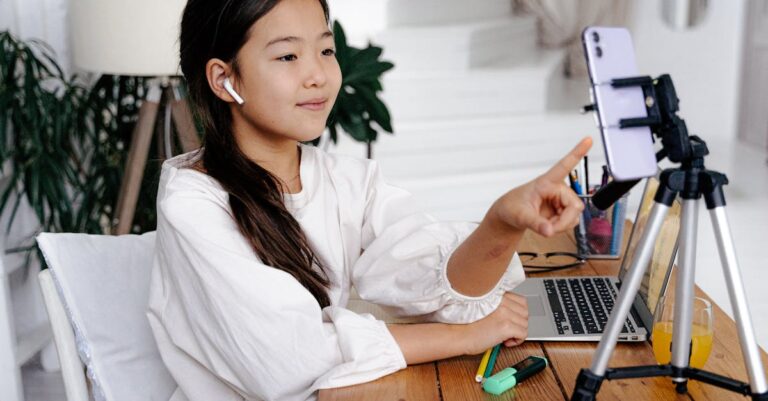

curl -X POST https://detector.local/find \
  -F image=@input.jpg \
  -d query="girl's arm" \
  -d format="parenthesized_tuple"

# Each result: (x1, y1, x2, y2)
(445, 211, 524, 297)
(386, 323, 468, 364)
(387, 293, 529, 364)
(446, 137, 593, 297)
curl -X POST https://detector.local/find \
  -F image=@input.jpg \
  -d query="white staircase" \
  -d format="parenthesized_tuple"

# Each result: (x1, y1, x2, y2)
(381, 50, 563, 121)
(375, 17, 538, 71)
(329, 0, 604, 222)
(0, 180, 56, 401)
(386, 0, 514, 27)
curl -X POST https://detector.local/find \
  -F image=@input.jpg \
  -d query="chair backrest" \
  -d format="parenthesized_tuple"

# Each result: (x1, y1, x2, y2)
(34, 231, 410, 401)
(36, 232, 177, 401)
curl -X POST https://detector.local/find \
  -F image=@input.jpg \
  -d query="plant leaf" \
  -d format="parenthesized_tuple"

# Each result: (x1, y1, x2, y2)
(343, 62, 394, 85)
(355, 85, 393, 133)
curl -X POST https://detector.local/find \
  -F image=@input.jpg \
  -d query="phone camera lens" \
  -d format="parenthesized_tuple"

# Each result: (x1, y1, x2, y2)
(596, 46, 603, 58)
(592, 32, 600, 42)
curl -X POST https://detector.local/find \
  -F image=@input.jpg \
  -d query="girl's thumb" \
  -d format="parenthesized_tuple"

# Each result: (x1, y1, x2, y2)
(529, 216, 553, 237)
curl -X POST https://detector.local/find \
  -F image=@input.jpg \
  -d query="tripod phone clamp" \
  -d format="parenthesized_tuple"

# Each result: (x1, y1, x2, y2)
(586, 74, 704, 210)
(573, 74, 768, 401)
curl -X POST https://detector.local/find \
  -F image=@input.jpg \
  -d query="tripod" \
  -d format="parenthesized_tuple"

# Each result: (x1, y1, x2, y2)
(572, 75, 768, 400)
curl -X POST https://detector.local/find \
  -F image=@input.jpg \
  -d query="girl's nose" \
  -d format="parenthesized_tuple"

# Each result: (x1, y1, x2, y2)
(303, 55, 328, 88)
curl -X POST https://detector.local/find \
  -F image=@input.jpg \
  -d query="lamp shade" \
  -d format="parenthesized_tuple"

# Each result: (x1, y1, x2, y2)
(70, 0, 186, 76)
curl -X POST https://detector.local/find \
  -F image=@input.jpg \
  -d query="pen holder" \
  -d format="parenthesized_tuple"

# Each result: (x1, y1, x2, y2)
(574, 191, 628, 259)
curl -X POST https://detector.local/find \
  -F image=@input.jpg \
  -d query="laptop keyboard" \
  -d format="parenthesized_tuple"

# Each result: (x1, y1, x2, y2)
(544, 278, 637, 336)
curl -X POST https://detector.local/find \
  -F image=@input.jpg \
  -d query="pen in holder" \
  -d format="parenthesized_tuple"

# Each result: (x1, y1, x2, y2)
(574, 190, 628, 259)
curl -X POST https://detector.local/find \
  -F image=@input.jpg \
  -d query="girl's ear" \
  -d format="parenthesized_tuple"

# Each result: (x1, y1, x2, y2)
(206, 58, 241, 104)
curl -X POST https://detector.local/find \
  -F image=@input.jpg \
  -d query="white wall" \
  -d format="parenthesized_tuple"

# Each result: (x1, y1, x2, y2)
(327, 0, 388, 47)
(631, 0, 747, 142)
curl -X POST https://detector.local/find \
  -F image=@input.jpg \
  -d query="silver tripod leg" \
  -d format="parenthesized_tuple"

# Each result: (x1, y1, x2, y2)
(590, 201, 671, 375)
(710, 207, 768, 393)
(671, 200, 699, 381)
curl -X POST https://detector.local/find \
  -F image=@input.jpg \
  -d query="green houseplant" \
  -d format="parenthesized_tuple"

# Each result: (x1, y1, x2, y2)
(0, 31, 91, 269)
(0, 31, 156, 264)
(0, 21, 394, 265)
(324, 21, 395, 159)
(0, 31, 85, 238)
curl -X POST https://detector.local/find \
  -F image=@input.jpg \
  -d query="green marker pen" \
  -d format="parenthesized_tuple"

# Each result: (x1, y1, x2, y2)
(482, 356, 548, 395)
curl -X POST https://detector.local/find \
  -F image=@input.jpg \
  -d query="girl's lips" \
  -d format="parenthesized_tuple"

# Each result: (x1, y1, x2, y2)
(297, 99, 327, 111)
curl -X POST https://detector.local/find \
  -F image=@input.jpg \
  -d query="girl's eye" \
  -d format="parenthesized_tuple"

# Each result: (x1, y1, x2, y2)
(277, 54, 297, 62)
(322, 48, 336, 56)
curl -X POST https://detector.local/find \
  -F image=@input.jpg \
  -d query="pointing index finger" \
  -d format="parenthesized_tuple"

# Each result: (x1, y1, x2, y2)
(541, 136, 593, 182)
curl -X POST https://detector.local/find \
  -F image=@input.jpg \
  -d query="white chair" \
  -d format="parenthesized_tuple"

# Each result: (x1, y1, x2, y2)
(38, 269, 89, 401)
(36, 232, 177, 401)
(34, 231, 410, 401)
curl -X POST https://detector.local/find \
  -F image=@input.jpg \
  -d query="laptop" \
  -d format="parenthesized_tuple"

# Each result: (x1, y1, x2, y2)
(516, 174, 681, 342)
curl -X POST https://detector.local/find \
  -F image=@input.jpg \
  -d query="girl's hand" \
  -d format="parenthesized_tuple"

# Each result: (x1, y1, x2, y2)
(462, 292, 529, 355)
(490, 137, 593, 237)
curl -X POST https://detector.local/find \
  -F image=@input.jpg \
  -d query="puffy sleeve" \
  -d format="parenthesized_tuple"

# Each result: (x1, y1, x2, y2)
(154, 176, 405, 400)
(352, 162, 526, 324)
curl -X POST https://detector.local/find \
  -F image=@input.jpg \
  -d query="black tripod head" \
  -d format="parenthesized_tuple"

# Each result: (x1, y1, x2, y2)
(588, 74, 710, 210)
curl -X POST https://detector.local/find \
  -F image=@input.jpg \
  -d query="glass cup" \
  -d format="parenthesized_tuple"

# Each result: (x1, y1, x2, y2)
(651, 295, 713, 369)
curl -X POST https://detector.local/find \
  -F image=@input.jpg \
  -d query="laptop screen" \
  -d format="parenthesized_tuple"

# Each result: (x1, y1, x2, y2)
(618, 174, 681, 318)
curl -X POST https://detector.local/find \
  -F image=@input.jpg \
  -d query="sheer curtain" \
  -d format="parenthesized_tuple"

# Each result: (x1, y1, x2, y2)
(0, 0, 70, 374)
(1, 0, 72, 74)
(513, 0, 631, 77)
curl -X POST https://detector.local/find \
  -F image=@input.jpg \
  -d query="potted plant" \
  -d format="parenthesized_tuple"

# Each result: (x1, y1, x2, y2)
(324, 21, 395, 159)
(1, 31, 87, 262)
(0, 31, 155, 263)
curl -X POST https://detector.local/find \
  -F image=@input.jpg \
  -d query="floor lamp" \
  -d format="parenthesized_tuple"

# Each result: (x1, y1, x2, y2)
(70, 0, 198, 235)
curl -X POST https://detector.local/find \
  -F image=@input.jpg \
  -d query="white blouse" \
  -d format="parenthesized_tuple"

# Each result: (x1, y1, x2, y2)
(146, 144, 525, 401)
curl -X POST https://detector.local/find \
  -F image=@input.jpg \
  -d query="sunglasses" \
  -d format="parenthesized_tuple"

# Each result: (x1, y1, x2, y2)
(519, 251, 585, 273)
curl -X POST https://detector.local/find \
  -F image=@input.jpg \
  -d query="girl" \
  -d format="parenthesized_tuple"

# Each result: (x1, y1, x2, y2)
(146, 0, 592, 400)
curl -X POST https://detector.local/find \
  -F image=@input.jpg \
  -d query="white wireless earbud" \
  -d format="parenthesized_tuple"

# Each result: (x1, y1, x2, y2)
(223, 77, 245, 105)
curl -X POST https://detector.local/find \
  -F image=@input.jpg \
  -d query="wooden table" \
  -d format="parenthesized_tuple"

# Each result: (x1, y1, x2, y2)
(319, 228, 768, 401)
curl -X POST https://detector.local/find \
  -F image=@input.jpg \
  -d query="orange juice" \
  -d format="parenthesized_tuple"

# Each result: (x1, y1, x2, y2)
(652, 321, 713, 368)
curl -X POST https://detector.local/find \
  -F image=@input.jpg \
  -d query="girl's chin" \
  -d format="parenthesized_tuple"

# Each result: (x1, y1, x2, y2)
(294, 126, 328, 142)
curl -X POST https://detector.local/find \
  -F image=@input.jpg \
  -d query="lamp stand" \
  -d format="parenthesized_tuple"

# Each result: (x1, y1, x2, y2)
(112, 77, 200, 235)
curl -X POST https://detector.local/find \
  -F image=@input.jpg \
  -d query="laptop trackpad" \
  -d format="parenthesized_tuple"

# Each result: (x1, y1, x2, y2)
(526, 295, 546, 317)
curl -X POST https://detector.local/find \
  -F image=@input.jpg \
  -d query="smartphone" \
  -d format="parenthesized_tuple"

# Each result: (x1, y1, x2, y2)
(582, 26, 656, 181)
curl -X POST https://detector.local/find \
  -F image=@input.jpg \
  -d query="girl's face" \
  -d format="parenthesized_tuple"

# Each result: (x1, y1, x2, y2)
(229, 0, 341, 143)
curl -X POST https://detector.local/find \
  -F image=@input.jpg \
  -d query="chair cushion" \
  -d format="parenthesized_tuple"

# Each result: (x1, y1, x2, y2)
(36, 232, 176, 401)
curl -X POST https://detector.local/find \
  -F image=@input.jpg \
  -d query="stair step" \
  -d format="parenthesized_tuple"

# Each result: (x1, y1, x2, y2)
(328, 0, 514, 43)
(404, 165, 552, 221)
(332, 112, 602, 179)
(376, 132, 596, 179)
(378, 113, 596, 155)
(330, 112, 607, 222)
(382, 50, 565, 121)
(377, 17, 536, 71)
(393, 144, 607, 222)
(387, 0, 513, 27)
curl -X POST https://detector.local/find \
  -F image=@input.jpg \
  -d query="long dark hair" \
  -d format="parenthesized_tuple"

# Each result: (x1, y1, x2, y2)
(179, 0, 333, 307)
